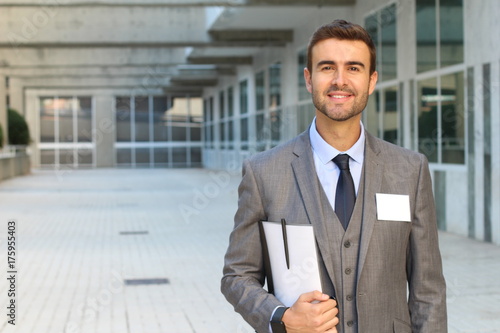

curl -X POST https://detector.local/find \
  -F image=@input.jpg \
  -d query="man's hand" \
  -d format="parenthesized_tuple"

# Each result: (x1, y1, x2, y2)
(281, 290, 339, 332)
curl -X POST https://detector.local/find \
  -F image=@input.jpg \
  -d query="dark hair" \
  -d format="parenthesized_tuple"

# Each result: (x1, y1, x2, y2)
(306, 19, 377, 75)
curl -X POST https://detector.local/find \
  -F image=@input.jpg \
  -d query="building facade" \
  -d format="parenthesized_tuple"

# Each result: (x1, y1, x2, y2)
(0, 0, 498, 243)
(202, 0, 500, 244)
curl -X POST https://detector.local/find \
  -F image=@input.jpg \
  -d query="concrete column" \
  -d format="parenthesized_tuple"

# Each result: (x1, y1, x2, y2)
(94, 94, 115, 167)
(0, 74, 7, 146)
(8, 77, 23, 116)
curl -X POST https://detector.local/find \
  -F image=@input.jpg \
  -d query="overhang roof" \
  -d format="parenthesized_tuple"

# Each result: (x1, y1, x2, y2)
(0, 0, 355, 96)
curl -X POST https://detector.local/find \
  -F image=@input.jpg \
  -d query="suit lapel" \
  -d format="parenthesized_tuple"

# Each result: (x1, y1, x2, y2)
(290, 131, 339, 291)
(357, 132, 384, 276)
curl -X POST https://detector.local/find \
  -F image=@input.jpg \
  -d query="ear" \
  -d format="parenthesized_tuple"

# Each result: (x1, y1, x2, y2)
(304, 67, 313, 94)
(368, 71, 378, 95)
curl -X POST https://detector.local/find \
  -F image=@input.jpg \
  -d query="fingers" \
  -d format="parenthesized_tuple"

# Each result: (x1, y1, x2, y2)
(284, 292, 339, 332)
(297, 290, 330, 303)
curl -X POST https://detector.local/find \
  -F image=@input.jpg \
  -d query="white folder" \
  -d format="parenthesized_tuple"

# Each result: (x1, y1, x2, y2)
(259, 221, 322, 307)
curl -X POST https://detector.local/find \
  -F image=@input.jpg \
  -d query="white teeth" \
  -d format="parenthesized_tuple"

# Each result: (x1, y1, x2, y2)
(332, 95, 348, 98)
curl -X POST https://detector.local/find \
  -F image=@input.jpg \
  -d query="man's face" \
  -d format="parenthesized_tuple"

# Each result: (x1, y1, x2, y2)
(304, 38, 378, 123)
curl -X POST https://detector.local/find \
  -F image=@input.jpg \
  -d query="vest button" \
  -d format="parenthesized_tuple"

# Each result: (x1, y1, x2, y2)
(345, 268, 352, 275)
(346, 294, 353, 301)
(347, 320, 354, 327)
(344, 240, 351, 248)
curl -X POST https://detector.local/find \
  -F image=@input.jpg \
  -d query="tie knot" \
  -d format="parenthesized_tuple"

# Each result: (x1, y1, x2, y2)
(333, 154, 350, 170)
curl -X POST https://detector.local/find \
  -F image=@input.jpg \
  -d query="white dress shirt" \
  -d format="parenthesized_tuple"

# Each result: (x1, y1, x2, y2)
(309, 118, 365, 210)
(268, 119, 366, 331)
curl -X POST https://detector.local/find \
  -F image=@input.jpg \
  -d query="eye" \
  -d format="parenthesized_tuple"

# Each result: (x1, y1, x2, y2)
(349, 66, 360, 72)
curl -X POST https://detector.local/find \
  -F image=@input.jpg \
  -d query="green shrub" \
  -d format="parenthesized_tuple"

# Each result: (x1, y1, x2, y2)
(8, 108, 30, 145)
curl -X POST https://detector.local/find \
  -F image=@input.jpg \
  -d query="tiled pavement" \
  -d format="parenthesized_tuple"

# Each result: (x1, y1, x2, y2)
(0, 168, 499, 333)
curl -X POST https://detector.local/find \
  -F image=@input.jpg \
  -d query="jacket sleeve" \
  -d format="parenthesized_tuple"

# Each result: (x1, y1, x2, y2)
(221, 159, 282, 333)
(407, 154, 448, 332)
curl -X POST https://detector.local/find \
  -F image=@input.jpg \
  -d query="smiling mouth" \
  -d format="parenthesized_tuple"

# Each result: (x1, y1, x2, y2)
(327, 88, 354, 100)
(327, 93, 353, 101)
(330, 94, 352, 99)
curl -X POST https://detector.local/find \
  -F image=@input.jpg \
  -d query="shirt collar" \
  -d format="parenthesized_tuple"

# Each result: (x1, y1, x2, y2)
(309, 117, 365, 166)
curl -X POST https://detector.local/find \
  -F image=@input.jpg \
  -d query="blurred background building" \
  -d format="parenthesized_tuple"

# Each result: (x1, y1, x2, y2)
(0, 0, 499, 243)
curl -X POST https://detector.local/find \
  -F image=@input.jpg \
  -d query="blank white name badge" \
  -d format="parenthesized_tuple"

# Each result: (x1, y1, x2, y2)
(375, 193, 411, 222)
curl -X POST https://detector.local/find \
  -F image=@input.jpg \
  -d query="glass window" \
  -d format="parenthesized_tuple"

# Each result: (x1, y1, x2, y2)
(169, 97, 189, 142)
(383, 86, 398, 145)
(417, 0, 437, 73)
(154, 148, 169, 165)
(255, 71, 265, 111)
(227, 119, 234, 149)
(172, 147, 187, 166)
(365, 14, 378, 55)
(116, 97, 131, 142)
(380, 4, 397, 81)
(240, 117, 248, 150)
(227, 86, 234, 117)
(256, 114, 266, 152)
(297, 49, 309, 101)
(365, 4, 397, 81)
(77, 97, 92, 142)
(440, 0, 464, 67)
(269, 62, 281, 109)
(153, 96, 169, 142)
(219, 90, 225, 120)
(190, 147, 202, 165)
(135, 148, 150, 165)
(39, 96, 94, 167)
(77, 148, 93, 165)
(270, 110, 281, 147)
(134, 96, 149, 142)
(40, 97, 56, 143)
(58, 97, 73, 143)
(365, 90, 380, 137)
(116, 148, 132, 165)
(417, 74, 465, 164)
(418, 77, 438, 162)
(220, 121, 226, 147)
(297, 103, 315, 133)
(189, 97, 203, 142)
(240, 79, 248, 114)
(441, 71, 464, 163)
(40, 149, 55, 165)
(59, 149, 74, 166)
(416, 0, 463, 72)
(209, 97, 214, 148)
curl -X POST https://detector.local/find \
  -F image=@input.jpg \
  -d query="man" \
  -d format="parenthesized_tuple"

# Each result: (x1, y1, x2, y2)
(221, 20, 447, 333)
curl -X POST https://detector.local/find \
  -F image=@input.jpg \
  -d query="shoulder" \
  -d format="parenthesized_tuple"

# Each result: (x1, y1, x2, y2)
(365, 131, 427, 167)
(244, 131, 309, 169)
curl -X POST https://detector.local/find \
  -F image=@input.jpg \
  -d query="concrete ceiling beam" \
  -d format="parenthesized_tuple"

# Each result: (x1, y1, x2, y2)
(187, 56, 253, 65)
(209, 29, 293, 43)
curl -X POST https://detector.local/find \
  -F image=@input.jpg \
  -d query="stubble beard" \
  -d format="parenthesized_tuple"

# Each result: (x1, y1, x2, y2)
(312, 85, 369, 122)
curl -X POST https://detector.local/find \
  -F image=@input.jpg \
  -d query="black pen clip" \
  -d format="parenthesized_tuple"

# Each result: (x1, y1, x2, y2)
(281, 218, 290, 269)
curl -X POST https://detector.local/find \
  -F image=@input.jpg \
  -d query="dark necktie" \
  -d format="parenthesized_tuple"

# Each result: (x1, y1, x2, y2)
(333, 154, 356, 230)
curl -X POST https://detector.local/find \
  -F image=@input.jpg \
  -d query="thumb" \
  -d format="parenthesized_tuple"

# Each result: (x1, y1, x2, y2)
(298, 290, 329, 303)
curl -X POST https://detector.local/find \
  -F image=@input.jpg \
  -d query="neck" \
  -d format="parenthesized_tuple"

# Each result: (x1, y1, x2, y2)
(315, 112, 362, 151)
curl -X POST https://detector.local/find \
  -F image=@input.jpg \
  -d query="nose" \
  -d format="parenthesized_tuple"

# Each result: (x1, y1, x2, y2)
(332, 68, 347, 88)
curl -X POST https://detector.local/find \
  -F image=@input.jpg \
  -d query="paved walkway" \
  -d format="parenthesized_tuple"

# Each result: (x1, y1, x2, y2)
(0, 169, 499, 333)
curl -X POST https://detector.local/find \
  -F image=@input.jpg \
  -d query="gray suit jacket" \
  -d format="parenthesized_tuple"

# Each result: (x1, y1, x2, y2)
(221, 129, 447, 333)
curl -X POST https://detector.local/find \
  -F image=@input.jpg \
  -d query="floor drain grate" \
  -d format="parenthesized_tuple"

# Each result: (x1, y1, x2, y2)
(124, 278, 170, 286)
(119, 231, 149, 235)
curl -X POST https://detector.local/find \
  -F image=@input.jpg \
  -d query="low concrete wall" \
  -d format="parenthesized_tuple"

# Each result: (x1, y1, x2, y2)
(0, 152, 31, 181)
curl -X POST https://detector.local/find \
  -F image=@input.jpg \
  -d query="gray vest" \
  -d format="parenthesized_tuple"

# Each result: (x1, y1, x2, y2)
(318, 165, 366, 333)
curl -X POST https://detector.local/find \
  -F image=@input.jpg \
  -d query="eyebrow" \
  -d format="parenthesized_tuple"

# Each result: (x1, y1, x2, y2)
(316, 60, 366, 69)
